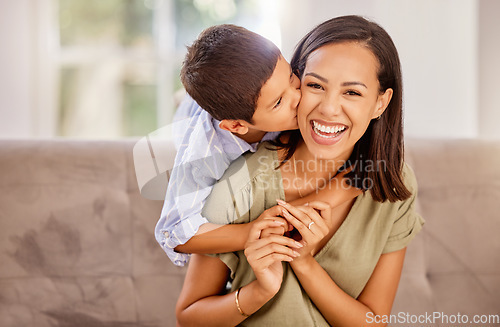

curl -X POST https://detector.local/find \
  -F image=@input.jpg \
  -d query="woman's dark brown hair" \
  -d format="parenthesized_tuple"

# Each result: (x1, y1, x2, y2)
(280, 15, 411, 202)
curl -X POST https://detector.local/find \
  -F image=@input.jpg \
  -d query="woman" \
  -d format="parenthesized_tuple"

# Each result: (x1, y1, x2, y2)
(176, 15, 424, 326)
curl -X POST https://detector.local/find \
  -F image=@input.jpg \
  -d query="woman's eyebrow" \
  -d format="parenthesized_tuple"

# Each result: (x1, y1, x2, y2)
(305, 72, 328, 83)
(342, 81, 367, 89)
(305, 72, 368, 89)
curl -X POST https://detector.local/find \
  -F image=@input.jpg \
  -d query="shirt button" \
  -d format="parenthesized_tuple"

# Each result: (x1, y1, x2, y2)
(164, 231, 169, 238)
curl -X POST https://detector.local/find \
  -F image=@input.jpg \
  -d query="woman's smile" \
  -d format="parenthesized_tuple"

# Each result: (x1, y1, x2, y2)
(309, 119, 348, 145)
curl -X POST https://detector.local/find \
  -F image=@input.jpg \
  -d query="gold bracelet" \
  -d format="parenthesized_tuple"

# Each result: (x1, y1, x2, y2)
(235, 287, 250, 317)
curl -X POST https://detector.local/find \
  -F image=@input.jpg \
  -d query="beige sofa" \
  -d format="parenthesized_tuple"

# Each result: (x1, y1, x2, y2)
(0, 139, 499, 327)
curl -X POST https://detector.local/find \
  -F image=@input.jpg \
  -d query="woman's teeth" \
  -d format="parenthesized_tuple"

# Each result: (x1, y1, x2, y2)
(312, 121, 346, 138)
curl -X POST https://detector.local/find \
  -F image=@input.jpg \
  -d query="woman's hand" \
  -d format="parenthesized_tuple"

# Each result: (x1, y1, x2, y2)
(246, 205, 293, 242)
(276, 200, 331, 261)
(244, 210, 303, 298)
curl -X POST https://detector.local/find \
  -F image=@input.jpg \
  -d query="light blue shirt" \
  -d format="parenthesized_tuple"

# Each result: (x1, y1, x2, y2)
(155, 95, 279, 266)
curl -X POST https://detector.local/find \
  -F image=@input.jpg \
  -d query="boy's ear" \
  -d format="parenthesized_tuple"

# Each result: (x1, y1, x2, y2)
(219, 120, 249, 135)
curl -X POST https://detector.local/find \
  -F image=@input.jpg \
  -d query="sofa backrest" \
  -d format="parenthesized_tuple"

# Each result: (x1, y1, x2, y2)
(0, 139, 499, 326)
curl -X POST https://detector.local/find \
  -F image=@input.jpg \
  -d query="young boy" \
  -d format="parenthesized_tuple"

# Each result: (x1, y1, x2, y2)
(155, 25, 360, 266)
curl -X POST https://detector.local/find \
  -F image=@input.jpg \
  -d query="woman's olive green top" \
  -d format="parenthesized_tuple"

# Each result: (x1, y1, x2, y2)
(202, 143, 424, 326)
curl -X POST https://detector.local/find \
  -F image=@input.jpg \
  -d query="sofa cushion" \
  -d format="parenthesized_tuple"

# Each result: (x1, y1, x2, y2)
(0, 140, 186, 327)
(392, 139, 500, 325)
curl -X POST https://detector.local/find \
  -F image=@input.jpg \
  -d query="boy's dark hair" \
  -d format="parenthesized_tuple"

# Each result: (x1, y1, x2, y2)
(279, 15, 410, 203)
(180, 24, 281, 123)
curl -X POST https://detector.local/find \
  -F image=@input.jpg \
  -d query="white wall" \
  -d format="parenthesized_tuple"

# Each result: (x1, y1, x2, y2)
(0, 0, 56, 138)
(478, 0, 500, 139)
(0, 0, 35, 137)
(280, 0, 479, 139)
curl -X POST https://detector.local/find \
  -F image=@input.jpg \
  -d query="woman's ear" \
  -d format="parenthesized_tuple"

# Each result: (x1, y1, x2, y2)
(373, 88, 393, 119)
(219, 120, 249, 135)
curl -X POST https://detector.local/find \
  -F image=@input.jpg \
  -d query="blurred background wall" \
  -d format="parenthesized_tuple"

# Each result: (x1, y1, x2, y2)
(0, 0, 499, 139)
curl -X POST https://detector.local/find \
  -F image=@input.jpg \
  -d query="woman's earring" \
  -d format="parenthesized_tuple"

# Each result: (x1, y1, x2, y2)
(376, 115, 381, 120)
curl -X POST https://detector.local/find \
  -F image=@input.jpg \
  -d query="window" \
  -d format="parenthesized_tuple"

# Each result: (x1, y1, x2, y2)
(50, 0, 281, 138)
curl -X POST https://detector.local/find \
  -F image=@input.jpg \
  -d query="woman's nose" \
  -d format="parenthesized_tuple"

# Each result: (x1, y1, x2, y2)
(319, 94, 342, 117)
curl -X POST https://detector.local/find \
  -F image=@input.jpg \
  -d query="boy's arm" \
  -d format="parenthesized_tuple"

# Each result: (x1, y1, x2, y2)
(162, 155, 253, 257)
(156, 126, 232, 264)
(177, 172, 362, 255)
(176, 205, 284, 254)
(175, 222, 251, 254)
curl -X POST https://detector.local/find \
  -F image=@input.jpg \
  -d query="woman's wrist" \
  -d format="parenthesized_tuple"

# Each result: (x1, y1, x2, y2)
(236, 281, 276, 318)
(252, 279, 280, 302)
(235, 287, 250, 317)
(290, 253, 316, 273)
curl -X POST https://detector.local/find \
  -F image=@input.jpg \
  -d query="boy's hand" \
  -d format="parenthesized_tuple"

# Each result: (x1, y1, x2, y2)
(246, 205, 292, 244)
(277, 200, 331, 260)
(260, 218, 287, 239)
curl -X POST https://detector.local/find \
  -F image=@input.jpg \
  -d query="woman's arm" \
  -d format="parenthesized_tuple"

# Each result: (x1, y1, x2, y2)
(176, 254, 268, 327)
(291, 248, 405, 327)
(280, 200, 405, 326)
(176, 218, 301, 326)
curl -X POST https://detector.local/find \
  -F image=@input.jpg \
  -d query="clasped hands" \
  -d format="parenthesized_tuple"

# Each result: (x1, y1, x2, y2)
(244, 200, 331, 298)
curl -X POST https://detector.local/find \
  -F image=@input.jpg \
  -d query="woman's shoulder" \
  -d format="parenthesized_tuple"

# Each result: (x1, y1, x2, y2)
(218, 142, 279, 187)
(356, 161, 417, 210)
(244, 141, 281, 174)
(202, 142, 280, 224)
(348, 161, 423, 254)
